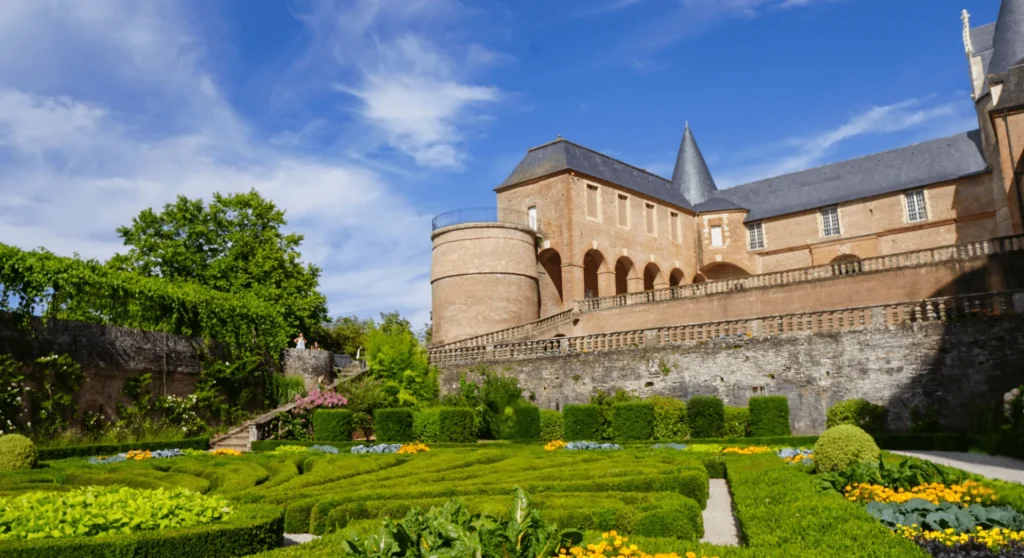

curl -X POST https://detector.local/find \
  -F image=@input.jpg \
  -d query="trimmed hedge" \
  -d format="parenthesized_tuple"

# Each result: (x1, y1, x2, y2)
(564, 405, 602, 441)
(373, 408, 414, 443)
(312, 410, 354, 442)
(873, 433, 973, 452)
(0, 504, 283, 558)
(511, 404, 541, 442)
(539, 410, 564, 442)
(0, 434, 37, 472)
(649, 396, 687, 440)
(826, 398, 888, 434)
(413, 409, 442, 443)
(611, 401, 654, 441)
(439, 408, 477, 443)
(722, 407, 749, 438)
(748, 396, 791, 437)
(814, 425, 880, 473)
(37, 438, 210, 461)
(687, 396, 724, 439)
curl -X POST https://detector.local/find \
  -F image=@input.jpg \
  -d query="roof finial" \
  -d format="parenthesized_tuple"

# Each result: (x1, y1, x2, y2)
(961, 9, 973, 55)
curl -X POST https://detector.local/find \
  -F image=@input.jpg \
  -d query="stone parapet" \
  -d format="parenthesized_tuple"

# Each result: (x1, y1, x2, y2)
(283, 348, 334, 392)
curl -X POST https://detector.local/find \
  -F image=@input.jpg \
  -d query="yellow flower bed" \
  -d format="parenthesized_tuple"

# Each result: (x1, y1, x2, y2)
(209, 448, 242, 457)
(125, 450, 152, 461)
(721, 446, 770, 455)
(895, 525, 1024, 549)
(845, 480, 997, 505)
(783, 453, 813, 464)
(397, 442, 430, 454)
(545, 440, 567, 451)
(563, 532, 718, 558)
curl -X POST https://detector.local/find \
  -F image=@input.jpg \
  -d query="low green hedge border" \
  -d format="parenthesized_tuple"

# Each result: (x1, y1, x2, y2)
(563, 404, 602, 440)
(612, 401, 655, 441)
(686, 396, 725, 439)
(872, 433, 974, 452)
(38, 438, 210, 461)
(0, 503, 283, 558)
(511, 405, 541, 442)
(374, 409, 414, 443)
(312, 410, 354, 442)
(747, 396, 791, 437)
(250, 440, 486, 452)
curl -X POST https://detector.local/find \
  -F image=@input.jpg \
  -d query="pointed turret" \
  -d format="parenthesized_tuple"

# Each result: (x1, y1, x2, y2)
(989, 0, 1024, 76)
(671, 123, 718, 205)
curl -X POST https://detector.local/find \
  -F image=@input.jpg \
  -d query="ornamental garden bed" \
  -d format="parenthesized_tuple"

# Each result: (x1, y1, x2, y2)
(0, 433, 1021, 557)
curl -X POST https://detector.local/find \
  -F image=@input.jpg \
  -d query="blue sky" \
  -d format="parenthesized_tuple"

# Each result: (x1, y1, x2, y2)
(0, 0, 1001, 329)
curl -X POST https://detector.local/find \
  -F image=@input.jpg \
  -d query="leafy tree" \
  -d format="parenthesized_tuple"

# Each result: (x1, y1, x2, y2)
(107, 190, 328, 336)
(320, 315, 371, 357)
(364, 311, 437, 407)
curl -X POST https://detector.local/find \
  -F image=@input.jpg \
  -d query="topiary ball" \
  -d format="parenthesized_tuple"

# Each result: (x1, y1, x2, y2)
(813, 424, 879, 473)
(0, 434, 38, 472)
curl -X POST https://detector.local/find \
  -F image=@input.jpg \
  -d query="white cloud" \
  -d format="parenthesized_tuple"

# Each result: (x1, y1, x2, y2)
(716, 97, 978, 187)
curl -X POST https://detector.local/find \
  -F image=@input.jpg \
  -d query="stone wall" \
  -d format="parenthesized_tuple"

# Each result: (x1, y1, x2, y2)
(282, 348, 334, 392)
(438, 317, 1024, 435)
(0, 314, 206, 417)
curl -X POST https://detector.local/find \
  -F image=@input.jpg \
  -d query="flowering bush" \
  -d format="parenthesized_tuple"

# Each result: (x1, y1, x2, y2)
(845, 481, 997, 505)
(565, 441, 621, 451)
(896, 525, 1024, 551)
(397, 442, 430, 454)
(310, 445, 339, 454)
(564, 532, 719, 558)
(271, 389, 350, 441)
(722, 446, 770, 455)
(294, 390, 349, 413)
(544, 440, 566, 451)
(210, 448, 242, 456)
(351, 443, 402, 454)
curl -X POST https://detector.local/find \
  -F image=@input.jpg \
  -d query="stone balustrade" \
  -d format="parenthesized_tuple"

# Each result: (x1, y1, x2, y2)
(429, 234, 1024, 352)
(428, 291, 1020, 365)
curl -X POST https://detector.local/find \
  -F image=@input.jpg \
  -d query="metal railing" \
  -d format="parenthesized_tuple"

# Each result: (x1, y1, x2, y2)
(431, 207, 539, 232)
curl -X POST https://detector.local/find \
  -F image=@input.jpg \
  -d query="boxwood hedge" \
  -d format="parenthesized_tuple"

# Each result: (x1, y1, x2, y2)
(37, 438, 210, 461)
(511, 404, 541, 442)
(687, 396, 724, 439)
(312, 409, 354, 442)
(564, 404, 602, 441)
(747, 396, 791, 437)
(373, 408, 414, 443)
(612, 401, 654, 441)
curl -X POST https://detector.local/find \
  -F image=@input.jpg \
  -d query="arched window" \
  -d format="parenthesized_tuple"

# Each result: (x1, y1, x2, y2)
(669, 269, 685, 287)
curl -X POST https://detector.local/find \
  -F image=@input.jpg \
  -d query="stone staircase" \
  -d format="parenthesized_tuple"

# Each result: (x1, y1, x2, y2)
(210, 363, 367, 452)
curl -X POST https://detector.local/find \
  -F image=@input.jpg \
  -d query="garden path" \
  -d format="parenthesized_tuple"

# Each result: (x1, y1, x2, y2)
(283, 533, 320, 546)
(700, 479, 740, 546)
(892, 451, 1024, 484)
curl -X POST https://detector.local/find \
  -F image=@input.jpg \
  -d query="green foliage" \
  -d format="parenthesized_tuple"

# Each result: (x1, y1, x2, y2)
(374, 408, 414, 443)
(826, 399, 889, 435)
(813, 425, 880, 473)
(0, 355, 24, 435)
(337, 376, 390, 441)
(539, 410, 564, 442)
(866, 500, 1024, 533)
(563, 405, 602, 441)
(511, 404, 541, 442)
(413, 409, 442, 443)
(910, 405, 941, 433)
(611, 402, 654, 441)
(35, 438, 209, 461)
(0, 434, 36, 472)
(438, 408, 476, 443)
(0, 486, 230, 540)
(648, 396, 687, 441)
(107, 190, 327, 337)
(589, 390, 637, 441)
(269, 376, 307, 407)
(747, 396, 791, 437)
(335, 489, 583, 558)
(313, 410, 354, 442)
(318, 316, 370, 358)
(686, 396, 724, 439)
(722, 407, 749, 438)
(634, 503, 703, 540)
(818, 457, 967, 493)
(25, 353, 84, 436)
(365, 312, 437, 408)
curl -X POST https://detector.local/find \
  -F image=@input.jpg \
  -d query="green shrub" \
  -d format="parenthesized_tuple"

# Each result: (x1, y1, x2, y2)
(649, 396, 687, 440)
(373, 408, 414, 443)
(634, 501, 703, 540)
(0, 434, 36, 472)
(814, 425, 881, 473)
(312, 410, 354, 442)
(702, 458, 726, 479)
(510, 404, 541, 442)
(36, 438, 210, 461)
(563, 405, 602, 441)
(748, 396, 791, 437)
(611, 401, 654, 441)
(438, 408, 476, 443)
(413, 409, 442, 443)
(687, 396, 724, 439)
(539, 410, 564, 442)
(826, 399, 889, 435)
(722, 407, 749, 438)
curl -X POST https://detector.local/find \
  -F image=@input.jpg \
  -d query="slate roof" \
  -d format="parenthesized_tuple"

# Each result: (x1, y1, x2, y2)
(497, 139, 694, 211)
(993, 60, 1024, 110)
(671, 125, 718, 205)
(971, 22, 997, 78)
(705, 130, 990, 222)
(989, 0, 1024, 77)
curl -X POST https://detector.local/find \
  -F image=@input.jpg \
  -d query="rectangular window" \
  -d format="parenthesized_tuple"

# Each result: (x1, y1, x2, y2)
(905, 190, 927, 222)
(617, 194, 629, 227)
(820, 206, 841, 237)
(527, 206, 537, 230)
(586, 185, 599, 219)
(645, 203, 656, 235)
(670, 212, 679, 242)
(747, 221, 764, 250)
(710, 225, 723, 247)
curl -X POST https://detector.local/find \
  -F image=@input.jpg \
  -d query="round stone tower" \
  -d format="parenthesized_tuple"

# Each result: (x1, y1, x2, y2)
(431, 209, 540, 346)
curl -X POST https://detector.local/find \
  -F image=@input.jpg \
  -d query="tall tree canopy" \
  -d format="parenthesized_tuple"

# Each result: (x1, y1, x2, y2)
(107, 190, 328, 336)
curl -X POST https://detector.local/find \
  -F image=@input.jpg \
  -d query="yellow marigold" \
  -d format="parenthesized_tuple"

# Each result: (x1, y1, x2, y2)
(721, 446, 770, 455)
(210, 448, 242, 456)
(562, 533, 719, 558)
(125, 450, 152, 460)
(844, 480, 997, 505)
(545, 440, 567, 451)
(397, 441, 430, 454)
(896, 525, 1024, 550)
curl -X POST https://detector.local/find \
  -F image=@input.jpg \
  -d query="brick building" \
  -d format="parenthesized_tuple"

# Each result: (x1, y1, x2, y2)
(430, 2, 1024, 347)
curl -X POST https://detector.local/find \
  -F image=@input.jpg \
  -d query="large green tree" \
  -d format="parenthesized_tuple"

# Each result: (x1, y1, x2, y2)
(107, 190, 328, 336)
(364, 311, 437, 407)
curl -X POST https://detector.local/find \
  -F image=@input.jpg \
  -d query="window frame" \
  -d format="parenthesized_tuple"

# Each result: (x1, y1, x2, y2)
(644, 202, 657, 236)
(669, 211, 680, 243)
(585, 183, 601, 221)
(617, 193, 630, 228)
(820, 206, 841, 238)
(527, 206, 538, 230)
(905, 190, 928, 223)
(710, 225, 724, 248)
(747, 221, 765, 251)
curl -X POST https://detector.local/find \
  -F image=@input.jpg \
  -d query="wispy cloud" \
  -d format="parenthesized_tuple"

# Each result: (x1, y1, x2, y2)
(715, 97, 978, 187)
(576, 0, 648, 17)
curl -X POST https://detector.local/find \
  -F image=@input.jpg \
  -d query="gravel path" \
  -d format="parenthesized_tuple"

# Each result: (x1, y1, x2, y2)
(283, 534, 320, 546)
(892, 451, 1024, 484)
(701, 479, 740, 546)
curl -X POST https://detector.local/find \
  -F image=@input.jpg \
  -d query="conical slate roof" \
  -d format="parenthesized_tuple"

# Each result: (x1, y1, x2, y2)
(671, 124, 718, 205)
(989, 0, 1024, 76)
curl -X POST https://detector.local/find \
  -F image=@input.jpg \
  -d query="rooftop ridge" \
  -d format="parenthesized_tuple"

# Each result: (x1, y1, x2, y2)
(526, 137, 672, 183)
